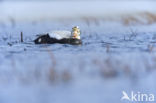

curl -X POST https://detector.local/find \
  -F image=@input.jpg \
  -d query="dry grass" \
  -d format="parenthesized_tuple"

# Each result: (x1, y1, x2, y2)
(123, 28, 138, 41)
(93, 58, 118, 78)
(61, 70, 72, 82)
(1, 53, 156, 85)
(122, 12, 156, 25)
(143, 12, 156, 24)
(82, 17, 100, 27)
(123, 16, 141, 25)
(106, 44, 110, 53)
(47, 48, 72, 84)
(148, 44, 154, 53)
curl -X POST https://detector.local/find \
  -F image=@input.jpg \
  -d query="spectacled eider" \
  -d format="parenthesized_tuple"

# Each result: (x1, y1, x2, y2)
(34, 26, 82, 45)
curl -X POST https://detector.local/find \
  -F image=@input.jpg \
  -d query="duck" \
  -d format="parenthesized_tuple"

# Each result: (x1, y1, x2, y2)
(34, 26, 82, 45)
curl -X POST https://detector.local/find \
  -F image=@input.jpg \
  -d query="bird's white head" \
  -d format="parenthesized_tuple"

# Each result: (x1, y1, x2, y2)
(71, 26, 80, 39)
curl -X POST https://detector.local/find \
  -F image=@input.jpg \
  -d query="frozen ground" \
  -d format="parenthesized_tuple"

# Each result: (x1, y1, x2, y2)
(0, 20, 156, 103)
(0, 1, 156, 103)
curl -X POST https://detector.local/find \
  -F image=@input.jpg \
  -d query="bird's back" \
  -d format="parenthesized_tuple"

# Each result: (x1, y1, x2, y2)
(49, 31, 71, 40)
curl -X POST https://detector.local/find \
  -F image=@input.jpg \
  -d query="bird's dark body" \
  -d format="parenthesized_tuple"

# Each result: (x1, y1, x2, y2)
(34, 34, 82, 45)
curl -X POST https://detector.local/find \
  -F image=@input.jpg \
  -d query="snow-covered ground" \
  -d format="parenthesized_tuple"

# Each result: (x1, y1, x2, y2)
(0, 1, 156, 103)
(0, 20, 156, 103)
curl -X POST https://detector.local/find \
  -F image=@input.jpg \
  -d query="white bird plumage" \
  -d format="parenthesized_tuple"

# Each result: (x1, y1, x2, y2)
(48, 26, 81, 40)
(49, 30, 71, 40)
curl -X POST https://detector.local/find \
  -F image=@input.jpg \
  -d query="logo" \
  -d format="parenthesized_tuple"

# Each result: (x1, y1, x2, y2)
(121, 91, 155, 102)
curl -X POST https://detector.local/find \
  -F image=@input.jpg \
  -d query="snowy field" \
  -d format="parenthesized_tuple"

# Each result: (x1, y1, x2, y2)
(0, 1, 156, 103)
